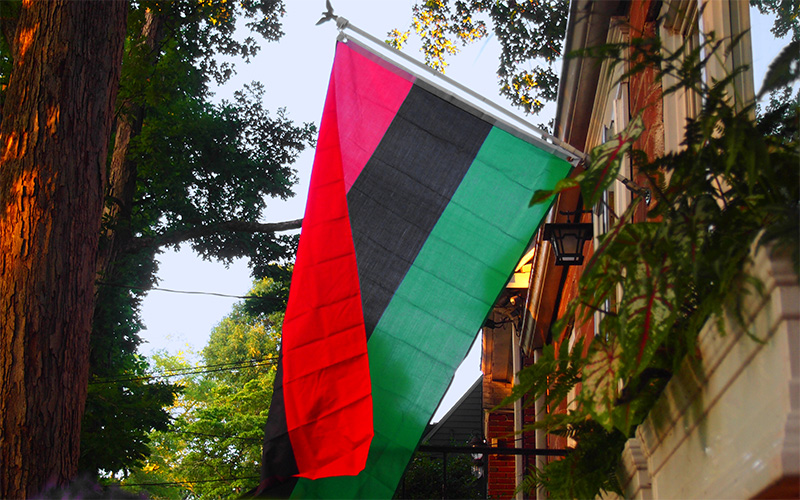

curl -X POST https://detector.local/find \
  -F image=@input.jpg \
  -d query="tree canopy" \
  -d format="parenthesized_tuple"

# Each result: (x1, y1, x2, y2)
(120, 278, 284, 499)
(390, 0, 568, 114)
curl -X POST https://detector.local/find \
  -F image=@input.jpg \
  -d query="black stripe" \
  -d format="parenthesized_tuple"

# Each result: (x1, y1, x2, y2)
(258, 355, 298, 498)
(346, 84, 492, 339)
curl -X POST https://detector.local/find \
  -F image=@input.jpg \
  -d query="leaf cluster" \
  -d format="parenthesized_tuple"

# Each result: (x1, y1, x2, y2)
(391, 0, 567, 114)
(521, 420, 627, 500)
(131, 0, 285, 86)
(750, 0, 800, 42)
(514, 27, 799, 499)
(129, 78, 313, 271)
(116, 3, 316, 271)
(82, 252, 179, 477)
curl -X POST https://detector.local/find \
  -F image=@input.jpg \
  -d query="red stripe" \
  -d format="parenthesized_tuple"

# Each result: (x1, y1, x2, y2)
(280, 42, 391, 479)
(334, 42, 414, 192)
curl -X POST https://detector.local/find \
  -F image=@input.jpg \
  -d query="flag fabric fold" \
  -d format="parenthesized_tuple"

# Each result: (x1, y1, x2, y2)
(260, 40, 572, 498)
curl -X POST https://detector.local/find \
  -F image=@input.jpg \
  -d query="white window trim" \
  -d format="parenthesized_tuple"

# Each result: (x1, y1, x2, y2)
(661, 0, 702, 153)
(699, 0, 756, 111)
(585, 20, 634, 338)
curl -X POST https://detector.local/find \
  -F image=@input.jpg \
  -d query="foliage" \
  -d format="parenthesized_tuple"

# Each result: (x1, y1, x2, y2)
(81, 247, 175, 476)
(80, 352, 177, 476)
(750, 0, 800, 42)
(112, 1, 315, 271)
(509, 27, 799, 498)
(120, 278, 283, 499)
(69, 0, 314, 478)
(390, 0, 568, 114)
(394, 447, 482, 499)
(521, 421, 627, 499)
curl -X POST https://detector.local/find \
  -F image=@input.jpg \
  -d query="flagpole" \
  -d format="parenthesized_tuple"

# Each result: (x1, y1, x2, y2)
(333, 16, 587, 167)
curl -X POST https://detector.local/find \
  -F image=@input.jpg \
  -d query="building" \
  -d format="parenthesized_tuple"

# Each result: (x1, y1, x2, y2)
(480, 1, 798, 498)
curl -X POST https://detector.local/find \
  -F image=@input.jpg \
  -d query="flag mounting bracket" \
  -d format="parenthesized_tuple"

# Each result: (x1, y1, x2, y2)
(315, 1, 352, 42)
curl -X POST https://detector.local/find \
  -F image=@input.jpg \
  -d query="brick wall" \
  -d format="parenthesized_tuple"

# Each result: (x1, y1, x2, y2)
(486, 411, 516, 499)
(628, 0, 666, 223)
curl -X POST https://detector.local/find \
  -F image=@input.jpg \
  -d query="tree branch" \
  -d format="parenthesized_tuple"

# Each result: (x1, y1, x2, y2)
(125, 218, 303, 254)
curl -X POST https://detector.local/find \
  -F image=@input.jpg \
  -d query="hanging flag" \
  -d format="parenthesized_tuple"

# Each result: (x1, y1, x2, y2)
(258, 40, 572, 498)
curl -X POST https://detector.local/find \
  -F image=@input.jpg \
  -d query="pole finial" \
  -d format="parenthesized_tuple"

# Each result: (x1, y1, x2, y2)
(316, 0, 336, 25)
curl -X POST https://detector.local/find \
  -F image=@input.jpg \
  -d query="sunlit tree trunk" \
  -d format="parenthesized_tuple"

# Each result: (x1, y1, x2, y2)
(0, 1, 127, 497)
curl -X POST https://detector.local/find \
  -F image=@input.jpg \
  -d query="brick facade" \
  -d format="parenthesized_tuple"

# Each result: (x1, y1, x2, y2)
(486, 411, 516, 499)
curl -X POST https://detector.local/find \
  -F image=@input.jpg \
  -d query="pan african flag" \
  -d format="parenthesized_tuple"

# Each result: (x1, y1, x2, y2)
(257, 40, 572, 499)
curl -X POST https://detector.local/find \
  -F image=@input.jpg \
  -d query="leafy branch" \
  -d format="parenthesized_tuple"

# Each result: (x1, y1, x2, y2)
(125, 218, 303, 254)
(392, 0, 568, 114)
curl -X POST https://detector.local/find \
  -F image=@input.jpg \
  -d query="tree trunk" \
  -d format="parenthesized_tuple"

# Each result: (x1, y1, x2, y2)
(97, 8, 162, 279)
(0, 1, 128, 497)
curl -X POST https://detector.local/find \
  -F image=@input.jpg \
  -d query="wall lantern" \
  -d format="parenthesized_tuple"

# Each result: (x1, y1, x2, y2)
(543, 210, 593, 266)
(469, 436, 486, 479)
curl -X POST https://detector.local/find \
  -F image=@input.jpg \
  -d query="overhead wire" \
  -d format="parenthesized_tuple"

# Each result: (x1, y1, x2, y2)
(96, 280, 275, 300)
(177, 430, 262, 443)
(89, 357, 278, 385)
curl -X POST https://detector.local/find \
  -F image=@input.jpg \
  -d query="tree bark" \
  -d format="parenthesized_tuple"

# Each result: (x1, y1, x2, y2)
(97, 8, 163, 280)
(0, 1, 128, 497)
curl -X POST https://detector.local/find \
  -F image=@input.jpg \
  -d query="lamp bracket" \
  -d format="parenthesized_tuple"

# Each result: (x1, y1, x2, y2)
(558, 209, 591, 223)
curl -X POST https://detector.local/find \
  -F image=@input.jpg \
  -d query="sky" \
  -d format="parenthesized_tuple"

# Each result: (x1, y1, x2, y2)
(137, 2, 789, 422)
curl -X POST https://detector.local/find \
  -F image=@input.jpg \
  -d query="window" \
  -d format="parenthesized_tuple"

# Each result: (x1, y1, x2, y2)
(586, 21, 631, 336)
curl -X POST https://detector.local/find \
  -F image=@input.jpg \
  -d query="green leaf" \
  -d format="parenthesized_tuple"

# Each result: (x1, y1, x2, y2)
(580, 337, 623, 431)
(530, 177, 580, 206)
(582, 113, 646, 207)
(615, 226, 678, 376)
(757, 40, 800, 99)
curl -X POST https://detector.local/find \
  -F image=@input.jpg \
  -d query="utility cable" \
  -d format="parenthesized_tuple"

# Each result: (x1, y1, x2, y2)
(89, 357, 278, 385)
(97, 280, 275, 300)
(176, 431, 262, 443)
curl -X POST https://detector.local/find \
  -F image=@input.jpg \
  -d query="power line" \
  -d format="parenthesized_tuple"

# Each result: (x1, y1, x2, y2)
(145, 356, 278, 374)
(97, 280, 276, 300)
(177, 430, 262, 443)
(89, 357, 278, 385)
(90, 360, 277, 385)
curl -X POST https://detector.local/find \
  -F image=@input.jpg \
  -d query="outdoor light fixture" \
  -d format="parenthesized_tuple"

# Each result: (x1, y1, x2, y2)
(543, 210, 593, 266)
(469, 436, 486, 479)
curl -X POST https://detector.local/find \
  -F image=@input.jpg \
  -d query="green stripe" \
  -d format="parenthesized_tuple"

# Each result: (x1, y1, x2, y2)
(291, 127, 571, 498)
